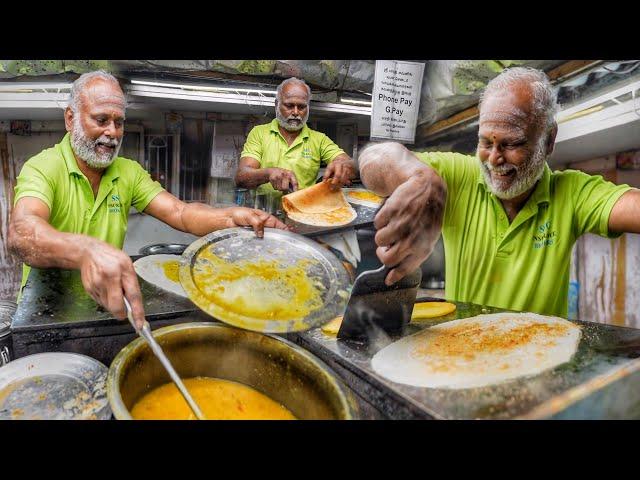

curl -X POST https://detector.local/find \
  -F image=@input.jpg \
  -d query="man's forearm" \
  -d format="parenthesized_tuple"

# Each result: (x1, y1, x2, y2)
(358, 142, 437, 196)
(9, 215, 92, 270)
(235, 166, 272, 189)
(180, 203, 236, 236)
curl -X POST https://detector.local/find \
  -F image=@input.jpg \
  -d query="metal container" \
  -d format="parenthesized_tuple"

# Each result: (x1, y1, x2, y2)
(107, 322, 359, 420)
(0, 352, 110, 420)
(0, 301, 17, 367)
(179, 228, 350, 333)
(139, 243, 187, 256)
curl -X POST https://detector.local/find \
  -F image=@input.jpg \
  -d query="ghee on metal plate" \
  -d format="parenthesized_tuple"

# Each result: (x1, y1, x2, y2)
(180, 227, 351, 333)
(0, 352, 110, 420)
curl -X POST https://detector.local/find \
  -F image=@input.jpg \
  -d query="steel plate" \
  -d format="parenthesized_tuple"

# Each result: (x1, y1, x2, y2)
(0, 352, 110, 420)
(179, 228, 351, 333)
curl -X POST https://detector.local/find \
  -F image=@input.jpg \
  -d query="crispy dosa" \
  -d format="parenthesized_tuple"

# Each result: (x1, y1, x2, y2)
(133, 254, 188, 298)
(371, 312, 581, 389)
(283, 181, 357, 227)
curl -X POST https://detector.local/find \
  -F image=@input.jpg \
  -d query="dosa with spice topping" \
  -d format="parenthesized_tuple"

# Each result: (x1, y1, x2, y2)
(371, 312, 581, 389)
(283, 181, 356, 226)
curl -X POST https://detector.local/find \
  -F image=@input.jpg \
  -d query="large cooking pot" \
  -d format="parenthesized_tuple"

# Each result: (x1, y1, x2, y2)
(107, 322, 358, 419)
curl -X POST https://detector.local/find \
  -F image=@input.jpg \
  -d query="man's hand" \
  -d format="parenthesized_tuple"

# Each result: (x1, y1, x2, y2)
(358, 142, 447, 285)
(78, 239, 146, 330)
(324, 156, 356, 190)
(267, 168, 299, 192)
(227, 207, 290, 238)
(372, 171, 446, 286)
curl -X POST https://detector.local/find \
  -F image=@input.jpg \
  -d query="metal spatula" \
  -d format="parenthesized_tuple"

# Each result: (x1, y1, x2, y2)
(337, 264, 422, 341)
(123, 297, 205, 420)
(337, 196, 422, 341)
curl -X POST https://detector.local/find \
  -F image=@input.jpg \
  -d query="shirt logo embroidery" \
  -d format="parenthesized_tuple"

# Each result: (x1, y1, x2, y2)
(302, 147, 312, 159)
(108, 194, 122, 214)
(533, 221, 556, 249)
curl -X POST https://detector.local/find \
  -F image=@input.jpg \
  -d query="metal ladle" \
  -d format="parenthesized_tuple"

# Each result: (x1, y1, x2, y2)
(123, 297, 205, 420)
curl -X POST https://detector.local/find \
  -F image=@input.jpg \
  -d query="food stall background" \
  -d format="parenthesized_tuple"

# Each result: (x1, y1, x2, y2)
(0, 60, 639, 328)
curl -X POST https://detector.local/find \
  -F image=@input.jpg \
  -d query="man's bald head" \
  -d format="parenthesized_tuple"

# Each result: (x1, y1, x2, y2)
(275, 77, 311, 132)
(68, 70, 125, 114)
(65, 71, 126, 170)
(476, 68, 559, 201)
(276, 77, 311, 105)
(479, 67, 558, 134)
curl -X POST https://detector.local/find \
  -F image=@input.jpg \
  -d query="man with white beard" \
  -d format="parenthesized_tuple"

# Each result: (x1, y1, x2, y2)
(356, 67, 640, 317)
(9, 70, 288, 329)
(235, 77, 356, 196)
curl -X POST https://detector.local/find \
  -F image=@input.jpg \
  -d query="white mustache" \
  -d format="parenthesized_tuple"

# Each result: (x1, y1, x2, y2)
(95, 137, 119, 147)
(486, 163, 517, 175)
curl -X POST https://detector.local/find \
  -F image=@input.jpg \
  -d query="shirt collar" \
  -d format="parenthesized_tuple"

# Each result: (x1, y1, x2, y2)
(59, 132, 120, 181)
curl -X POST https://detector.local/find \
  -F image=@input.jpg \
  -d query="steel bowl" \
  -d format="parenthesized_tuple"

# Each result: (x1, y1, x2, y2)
(107, 322, 359, 420)
(139, 243, 187, 256)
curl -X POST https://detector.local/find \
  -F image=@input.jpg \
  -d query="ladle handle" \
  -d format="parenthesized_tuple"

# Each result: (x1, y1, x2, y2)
(123, 297, 206, 420)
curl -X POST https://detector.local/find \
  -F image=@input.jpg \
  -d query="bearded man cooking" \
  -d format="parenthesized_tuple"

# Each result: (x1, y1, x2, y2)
(9, 70, 288, 329)
(235, 77, 357, 197)
(357, 67, 640, 317)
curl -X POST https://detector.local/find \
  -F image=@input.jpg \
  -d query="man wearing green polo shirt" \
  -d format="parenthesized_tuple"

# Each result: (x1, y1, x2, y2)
(358, 67, 640, 318)
(234, 77, 356, 197)
(8, 70, 287, 329)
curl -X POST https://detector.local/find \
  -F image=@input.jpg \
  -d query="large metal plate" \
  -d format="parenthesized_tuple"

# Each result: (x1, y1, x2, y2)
(0, 352, 110, 420)
(180, 228, 351, 333)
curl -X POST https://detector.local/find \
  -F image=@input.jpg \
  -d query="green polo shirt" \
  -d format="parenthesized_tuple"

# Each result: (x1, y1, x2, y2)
(240, 119, 345, 196)
(414, 152, 632, 317)
(14, 133, 164, 291)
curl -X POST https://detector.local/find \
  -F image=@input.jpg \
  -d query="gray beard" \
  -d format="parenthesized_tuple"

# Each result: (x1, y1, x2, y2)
(275, 108, 308, 132)
(70, 118, 121, 169)
(479, 137, 547, 200)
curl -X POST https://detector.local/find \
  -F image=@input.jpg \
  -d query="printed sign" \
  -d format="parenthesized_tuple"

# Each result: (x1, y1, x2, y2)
(370, 60, 425, 144)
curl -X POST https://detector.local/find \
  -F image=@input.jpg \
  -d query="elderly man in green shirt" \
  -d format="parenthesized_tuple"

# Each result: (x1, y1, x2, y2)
(235, 77, 357, 196)
(358, 67, 640, 318)
(8, 70, 287, 329)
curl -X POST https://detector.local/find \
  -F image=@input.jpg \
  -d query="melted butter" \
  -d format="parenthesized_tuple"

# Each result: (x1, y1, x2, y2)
(191, 249, 323, 320)
(160, 260, 180, 283)
(131, 377, 296, 420)
(348, 191, 383, 203)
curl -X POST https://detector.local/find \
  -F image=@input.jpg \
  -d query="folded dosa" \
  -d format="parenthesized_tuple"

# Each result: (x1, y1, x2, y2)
(371, 312, 581, 389)
(283, 182, 357, 226)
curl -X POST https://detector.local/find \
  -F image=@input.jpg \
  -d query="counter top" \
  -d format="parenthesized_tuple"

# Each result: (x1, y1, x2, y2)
(290, 300, 640, 419)
(12, 259, 199, 333)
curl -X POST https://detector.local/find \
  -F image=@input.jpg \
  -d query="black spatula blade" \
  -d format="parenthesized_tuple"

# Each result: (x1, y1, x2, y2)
(338, 265, 422, 341)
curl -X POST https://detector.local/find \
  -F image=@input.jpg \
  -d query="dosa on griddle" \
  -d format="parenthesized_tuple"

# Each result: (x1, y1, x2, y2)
(283, 181, 356, 227)
(133, 254, 188, 298)
(371, 312, 581, 389)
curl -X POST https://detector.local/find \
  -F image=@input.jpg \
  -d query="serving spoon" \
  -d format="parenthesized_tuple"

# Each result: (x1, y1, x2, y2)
(123, 297, 205, 420)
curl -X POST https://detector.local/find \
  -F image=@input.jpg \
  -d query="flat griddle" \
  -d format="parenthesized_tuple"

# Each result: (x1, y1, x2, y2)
(290, 299, 640, 419)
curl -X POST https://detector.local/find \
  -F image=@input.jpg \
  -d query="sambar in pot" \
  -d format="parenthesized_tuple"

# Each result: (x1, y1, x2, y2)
(107, 322, 358, 420)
